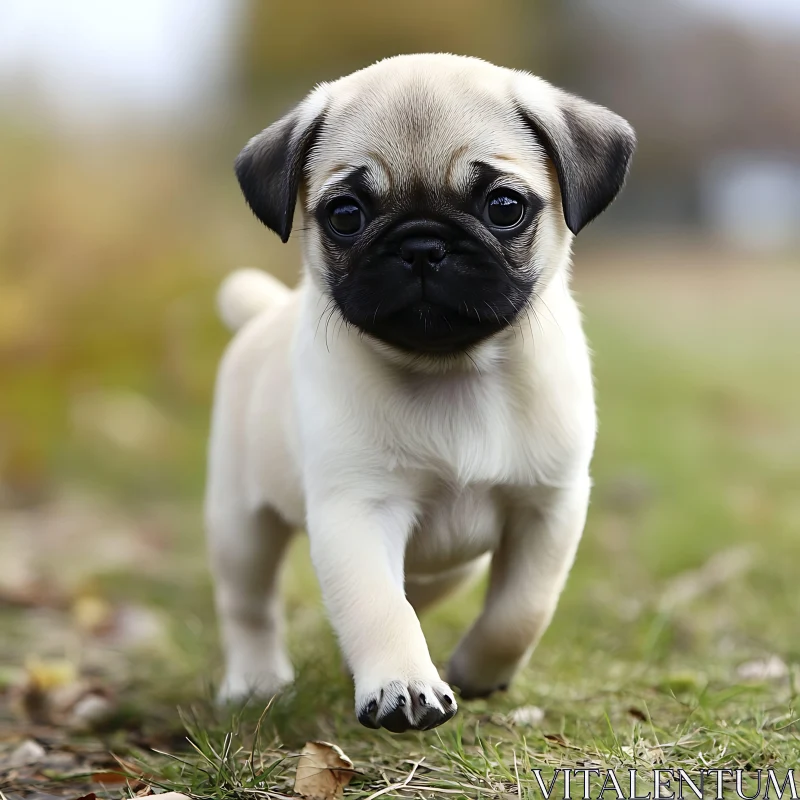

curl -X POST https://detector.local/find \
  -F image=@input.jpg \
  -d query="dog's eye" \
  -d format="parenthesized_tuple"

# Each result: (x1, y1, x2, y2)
(327, 196, 364, 237)
(485, 189, 525, 228)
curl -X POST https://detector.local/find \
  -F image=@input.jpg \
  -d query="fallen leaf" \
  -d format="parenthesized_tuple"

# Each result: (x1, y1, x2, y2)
(14, 658, 117, 729)
(91, 771, 130, 785)
(621, 739, 664, 765)
(112, 752, 153, 780)
(737, 655, 789, 682)
(92, 757, 154, 793)
(508, 705, 545, 726)
(64, 689, 115, 730)
(73, 593, 115, 635)
(294, 741, 355, 800)
(25, 656, 77, 691)
(8, 738, 46, 767)
(15, 657, 77, 723)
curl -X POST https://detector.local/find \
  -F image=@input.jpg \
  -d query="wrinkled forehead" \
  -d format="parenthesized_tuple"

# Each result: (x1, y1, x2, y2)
(305, 71, 552, 204)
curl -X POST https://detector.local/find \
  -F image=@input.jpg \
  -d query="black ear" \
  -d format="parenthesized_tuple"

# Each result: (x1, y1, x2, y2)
(235, 105, 326, 242)
(516, 89, 636, 235)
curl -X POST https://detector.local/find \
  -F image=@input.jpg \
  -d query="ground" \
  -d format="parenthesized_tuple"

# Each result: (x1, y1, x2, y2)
(1, 247, 799, 799)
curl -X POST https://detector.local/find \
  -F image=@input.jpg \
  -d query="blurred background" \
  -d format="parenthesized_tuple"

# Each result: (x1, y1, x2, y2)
(1, 0, 798, 763)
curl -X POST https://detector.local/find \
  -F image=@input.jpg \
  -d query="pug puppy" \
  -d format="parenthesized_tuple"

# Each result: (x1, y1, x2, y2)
(206, 54, 634, 732)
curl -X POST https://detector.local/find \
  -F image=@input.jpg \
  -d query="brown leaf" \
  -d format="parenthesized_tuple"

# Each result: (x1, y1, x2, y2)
(111, 752, 153, 780)
(294, 741, 355, 800)
(91, 771, 130, 785)
(13, 658, 117, 729)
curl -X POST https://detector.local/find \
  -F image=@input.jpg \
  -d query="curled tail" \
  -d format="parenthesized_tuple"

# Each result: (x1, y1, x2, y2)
(216, 268, 291, 332)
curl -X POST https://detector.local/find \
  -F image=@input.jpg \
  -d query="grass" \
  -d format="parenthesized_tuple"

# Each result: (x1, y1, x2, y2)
(2, 217, 799, 796)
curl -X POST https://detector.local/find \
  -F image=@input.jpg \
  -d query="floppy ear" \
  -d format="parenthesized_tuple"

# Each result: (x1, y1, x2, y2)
(235, 98, 327, 242)
(514, 76, 636, 235)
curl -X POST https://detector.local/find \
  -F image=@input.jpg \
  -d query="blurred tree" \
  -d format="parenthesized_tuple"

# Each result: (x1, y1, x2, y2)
(234, 0, 563, 113)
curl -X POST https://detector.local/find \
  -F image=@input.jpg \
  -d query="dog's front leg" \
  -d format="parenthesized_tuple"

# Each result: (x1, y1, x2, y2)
(447, 479, 590, 698)
(307, 493, 457, 732)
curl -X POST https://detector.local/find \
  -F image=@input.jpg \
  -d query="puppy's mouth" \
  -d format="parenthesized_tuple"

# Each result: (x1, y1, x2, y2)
(329, 219, 532, 355)
(334, 283, 530, 355)
(355, 299, 511, 354)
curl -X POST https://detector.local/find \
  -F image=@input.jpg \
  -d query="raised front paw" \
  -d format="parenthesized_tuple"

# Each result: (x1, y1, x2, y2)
(356, 678, 457, 732)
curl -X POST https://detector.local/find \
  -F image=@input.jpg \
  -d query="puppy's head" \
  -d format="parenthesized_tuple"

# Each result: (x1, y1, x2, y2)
(236, 54, 635, 356)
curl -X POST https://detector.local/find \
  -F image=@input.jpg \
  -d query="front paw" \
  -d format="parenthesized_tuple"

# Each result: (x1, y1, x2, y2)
(356, 678, 457, 732)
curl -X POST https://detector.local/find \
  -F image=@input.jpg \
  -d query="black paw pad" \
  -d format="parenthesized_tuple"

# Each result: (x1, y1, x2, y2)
(381, 703, 412, 733)
(357, 696, 381, 729)
(357, 679, 457, 733)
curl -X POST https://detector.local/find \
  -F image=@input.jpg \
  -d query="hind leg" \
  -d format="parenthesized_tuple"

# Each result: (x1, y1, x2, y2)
(207, 501, 294, 703)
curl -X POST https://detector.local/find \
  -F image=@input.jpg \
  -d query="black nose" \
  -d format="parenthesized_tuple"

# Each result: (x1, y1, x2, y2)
(399, 236, 446, 267)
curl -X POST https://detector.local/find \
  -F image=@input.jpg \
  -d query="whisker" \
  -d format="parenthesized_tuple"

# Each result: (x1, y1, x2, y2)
(529, 298, 544, 338)
(464, 349, 482, 376)
(500, 293, 523, 349)
(323, 303, 338, 352)
(315, 298, 335, 342)
(538, 295, 565, 338)
(484, 301, 502, 327)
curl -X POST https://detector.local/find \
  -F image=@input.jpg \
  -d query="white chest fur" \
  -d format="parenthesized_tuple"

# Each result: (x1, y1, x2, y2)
(294, 298, 596, 494)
